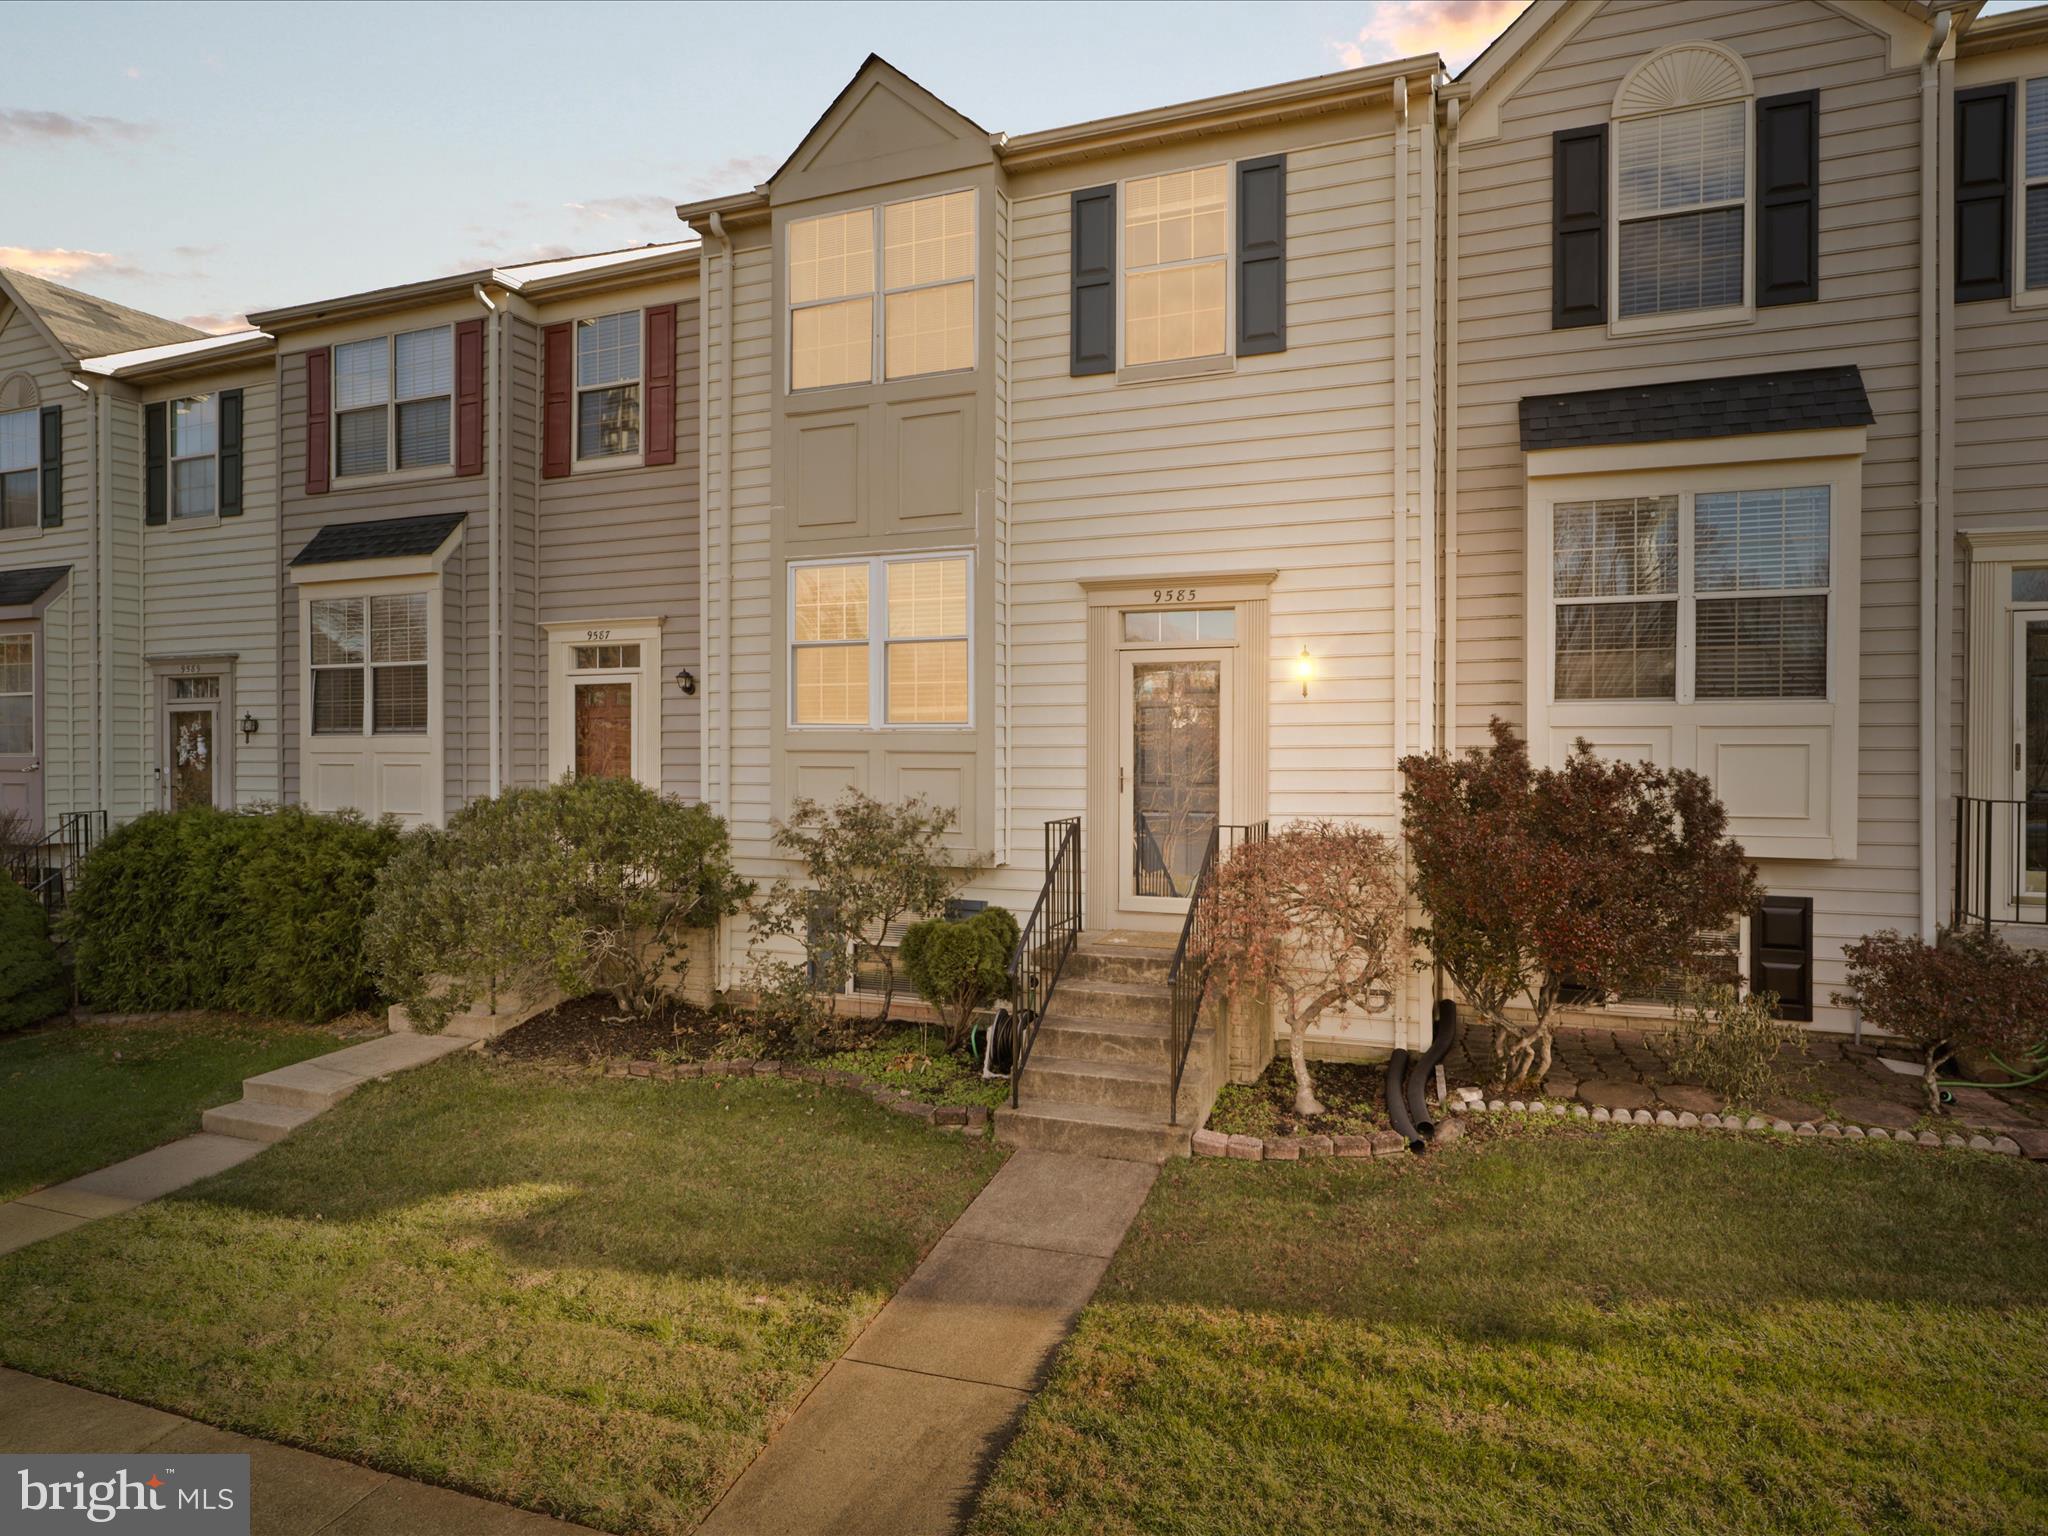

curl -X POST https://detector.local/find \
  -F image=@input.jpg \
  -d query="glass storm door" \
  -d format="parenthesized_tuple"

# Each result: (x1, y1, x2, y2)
(2015, 616, 2048, 896)
(1119, 651, 1227, 915)
(573, 677, 637, 780)
(0, 630, 38, 832)
(163, 675, 222, 812)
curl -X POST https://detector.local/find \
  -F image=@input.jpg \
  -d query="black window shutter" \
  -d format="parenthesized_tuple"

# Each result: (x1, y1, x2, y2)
(145, 401, 168, 526)
(1956, 83, 2014, 303)
(218, 388, 244, 517)
(1756, 89, 1819, 307)
(1070, 184, 1117, 376)
(1236, 154, 1286, 356)
(38, 405, 62, 528)
(1552, 124, 1607, 328)
(1751, 894, 1814, 1022)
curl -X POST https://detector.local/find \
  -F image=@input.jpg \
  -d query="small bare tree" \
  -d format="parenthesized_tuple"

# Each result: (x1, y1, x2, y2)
(1199, 821, 1406, 1116)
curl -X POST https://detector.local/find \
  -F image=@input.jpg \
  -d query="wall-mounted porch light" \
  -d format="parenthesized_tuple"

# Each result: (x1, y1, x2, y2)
(1294, 645, 1314, 698)
(239, 713, 259, 744)
(676, 668, 698, 697)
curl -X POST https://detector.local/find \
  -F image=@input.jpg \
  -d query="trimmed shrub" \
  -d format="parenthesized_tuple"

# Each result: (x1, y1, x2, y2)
(900, 905, 1019, 1050)
(67, 807, 401, 1021)
(0, 878, 68, 1032)
(367, 777, 750, 1027)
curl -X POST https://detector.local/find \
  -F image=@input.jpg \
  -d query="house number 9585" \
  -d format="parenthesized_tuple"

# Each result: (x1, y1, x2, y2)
(1152, 588, 1196, 603)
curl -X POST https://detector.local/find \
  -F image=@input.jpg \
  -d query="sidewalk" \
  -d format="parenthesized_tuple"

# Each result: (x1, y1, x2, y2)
(0, 1031, 472, 1257)
(0, 1368, 595, 1534)
(696, 1149, 1158, 1536)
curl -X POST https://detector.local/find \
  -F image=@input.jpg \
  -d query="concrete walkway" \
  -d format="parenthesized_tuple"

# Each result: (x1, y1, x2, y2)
(697, 1149, 1158, 1536)
(0, 1368, 595, 1534)
(0, 1031, 473, 1257)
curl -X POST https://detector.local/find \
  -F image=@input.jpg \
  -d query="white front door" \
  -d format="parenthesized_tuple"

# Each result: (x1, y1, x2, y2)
(0, 628, 38, 833)
(1117, 647, 1230, 920)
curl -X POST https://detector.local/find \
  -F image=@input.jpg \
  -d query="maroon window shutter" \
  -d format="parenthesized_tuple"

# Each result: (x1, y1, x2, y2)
(454, 318, 486, 476)
(644, 304, 677, 467)
(304, 348, 331, 495)
(542, 322, 573, 479)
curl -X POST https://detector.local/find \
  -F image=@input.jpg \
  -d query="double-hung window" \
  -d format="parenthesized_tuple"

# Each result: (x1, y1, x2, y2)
(788, 190, 976, 390)
(576, 311, 641, 459)
(1123, 165, 1229, 365)
(310, 593, 430, 735)
(2028, 77, 2048, 292)
(170, 395, 218, 519)
(0, 409, 36, 531)
(1616, 100, 1746, 319)
(790, 553, 970, 727)
(1553, 486, 1829, 702)
(333, 327, 453, 477)
(0, 634, 31, 754)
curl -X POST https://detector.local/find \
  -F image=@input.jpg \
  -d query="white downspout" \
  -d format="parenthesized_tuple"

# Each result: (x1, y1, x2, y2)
(473, 282, 502, 798)
(74, 377, 100, 818)
(709, 211, 737, 988)
(1392, 77, 1410, 775)
(1917, 12, 1951, 942)
(1442, 96, 1461, 754)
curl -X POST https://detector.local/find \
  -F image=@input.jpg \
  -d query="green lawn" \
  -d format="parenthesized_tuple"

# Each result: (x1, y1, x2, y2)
(970, 1126, 2048, 1536)
(0, 1016, 355, 1202)
(0, 1055, 1003, 1535)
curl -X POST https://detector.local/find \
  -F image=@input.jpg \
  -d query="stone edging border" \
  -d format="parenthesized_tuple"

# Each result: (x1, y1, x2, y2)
(1194, 1094, 2028, 1161)
(1446, 1094, 2023, 1155)
(601, 1056, 992, 1133)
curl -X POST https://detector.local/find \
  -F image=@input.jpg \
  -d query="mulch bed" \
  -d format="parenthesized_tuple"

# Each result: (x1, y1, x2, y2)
(487, 993, 903, 1067)
(1207, 1055, 1395, 1140)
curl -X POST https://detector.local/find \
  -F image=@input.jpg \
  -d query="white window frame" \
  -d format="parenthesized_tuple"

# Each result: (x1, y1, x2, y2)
(168, 393, 220, 524)
(306, 590, 433, 739)
(1118, 162, 1235, 375)
(544, 617, 664, 790)
(1524, 434, 1864, 861)
(786, 550, 974, 731)
(0, 630, 33, 756)
(2017, 75, 2048, 308)
(332, 325, 455, 480)
(1608, 52, 1754, 338)
(572, 309, 645, 468)
(784, 188, 979, 394)
(0, 406, 39, 537)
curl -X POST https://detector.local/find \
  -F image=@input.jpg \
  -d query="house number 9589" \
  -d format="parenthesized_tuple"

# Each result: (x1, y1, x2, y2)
(1152, 588, 1196, 604)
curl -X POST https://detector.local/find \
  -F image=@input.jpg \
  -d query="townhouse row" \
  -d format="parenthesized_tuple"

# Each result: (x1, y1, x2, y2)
(6, 0, 2048, 1057)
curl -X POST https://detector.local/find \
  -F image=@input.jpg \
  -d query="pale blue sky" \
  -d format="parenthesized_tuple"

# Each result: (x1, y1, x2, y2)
(1, 1, 2034, 332)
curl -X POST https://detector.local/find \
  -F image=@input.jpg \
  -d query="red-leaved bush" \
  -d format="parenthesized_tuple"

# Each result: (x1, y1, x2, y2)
(1198, 820, 1405, 1116)
(1834, 926, 2048, 1113)
(1400, 720, 1759, 1090)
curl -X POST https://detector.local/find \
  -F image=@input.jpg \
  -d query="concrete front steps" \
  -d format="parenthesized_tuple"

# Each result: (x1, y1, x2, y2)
(995, 933, 1218, 1163)
(200, 1031, 474, 1145)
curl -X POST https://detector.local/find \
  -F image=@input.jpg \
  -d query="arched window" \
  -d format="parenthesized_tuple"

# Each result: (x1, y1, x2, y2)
(1611, 42, 1754, 323)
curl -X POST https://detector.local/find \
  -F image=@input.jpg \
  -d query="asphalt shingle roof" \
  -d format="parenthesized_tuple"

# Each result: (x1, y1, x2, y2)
(0, 566, 70, 609)
(291, 512, 467, 568)
(1, 268, 204, 362)
(1519, 366, 1874, 452)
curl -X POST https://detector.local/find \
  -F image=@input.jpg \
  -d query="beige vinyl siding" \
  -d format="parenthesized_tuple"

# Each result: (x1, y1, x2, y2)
(505, 315, 542, 788)
(534, 290, 703, 799)
(103, 393, 145, 818)
(276, 328, 490, 813)
(0, 309, 97, 821)
(1452, 0, 1927, 1026)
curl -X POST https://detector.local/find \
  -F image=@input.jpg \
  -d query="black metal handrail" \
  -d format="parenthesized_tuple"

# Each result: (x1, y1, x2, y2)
(4, 810, 107, 916)
(1007, 816, 1081, 1108)
(1953, 795, 2048, 933)
(1166, 820, 1266, 1124)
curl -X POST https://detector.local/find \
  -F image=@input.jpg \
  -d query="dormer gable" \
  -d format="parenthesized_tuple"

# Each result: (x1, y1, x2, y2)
(769, 55, 994, 204)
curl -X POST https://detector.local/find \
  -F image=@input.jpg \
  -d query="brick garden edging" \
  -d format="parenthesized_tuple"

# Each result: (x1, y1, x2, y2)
(1195, 1092, 2030, 1161)
(601, 1056, 992, 1134)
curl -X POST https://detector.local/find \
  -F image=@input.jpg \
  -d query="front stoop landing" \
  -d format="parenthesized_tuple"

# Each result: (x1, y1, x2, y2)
(995, 934, 1218, 1163)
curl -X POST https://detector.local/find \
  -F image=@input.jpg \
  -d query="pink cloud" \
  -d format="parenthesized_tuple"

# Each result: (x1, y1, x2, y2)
(180, 312, 250, 335)
(0, 246, 142, 281)
(0, 108, 151, 144)
(1332, 0, 1529, 73)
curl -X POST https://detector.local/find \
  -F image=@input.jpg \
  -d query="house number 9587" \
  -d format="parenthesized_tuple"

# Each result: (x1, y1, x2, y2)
(1152, 588, 1196, 604)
